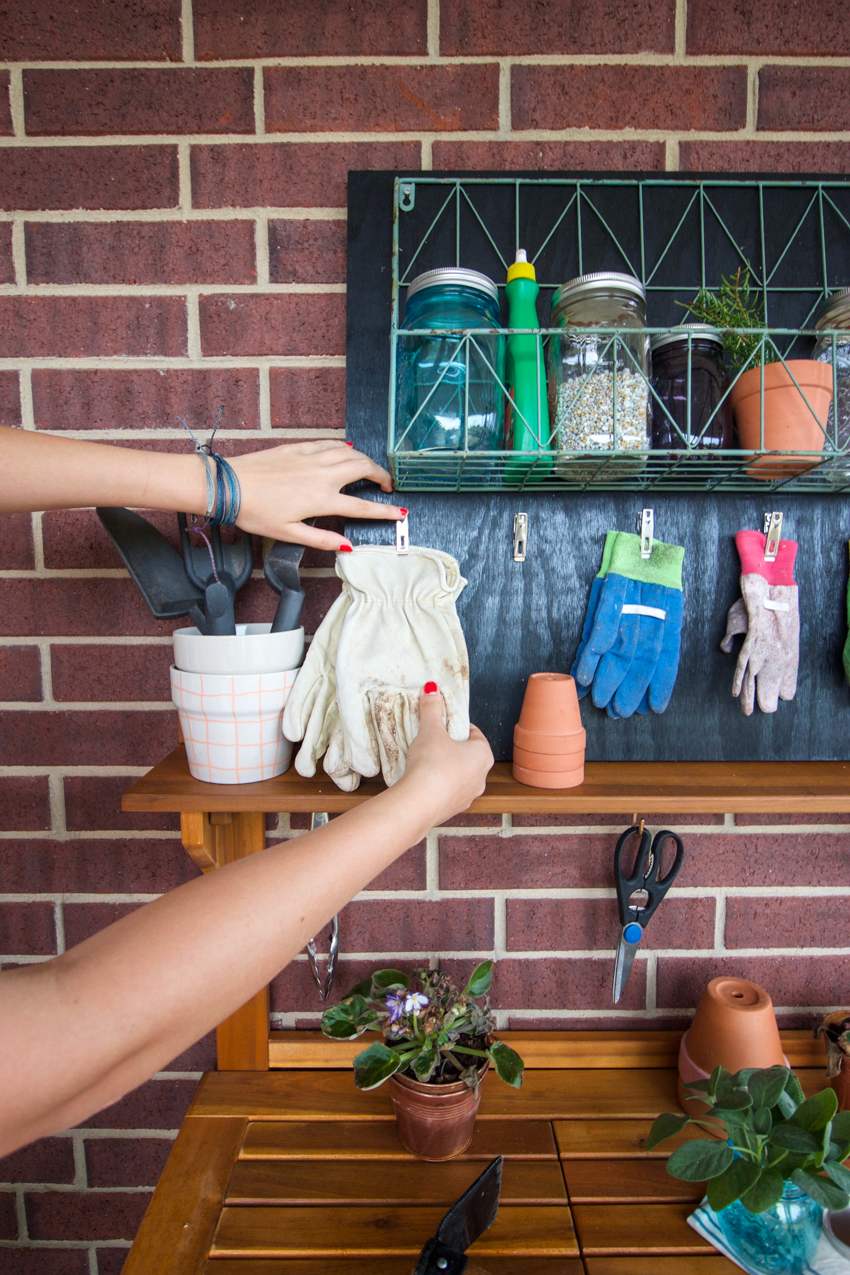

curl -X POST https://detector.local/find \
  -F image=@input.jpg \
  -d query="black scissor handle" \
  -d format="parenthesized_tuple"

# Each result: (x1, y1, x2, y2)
(614, 826, 685, 927)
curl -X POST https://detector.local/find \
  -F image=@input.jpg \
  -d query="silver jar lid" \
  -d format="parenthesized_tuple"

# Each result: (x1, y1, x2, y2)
(651, 323, 724, 354)
(552, 271, 646, 315)
(406, 267, 499, 303)
(814, 287, 850, 330)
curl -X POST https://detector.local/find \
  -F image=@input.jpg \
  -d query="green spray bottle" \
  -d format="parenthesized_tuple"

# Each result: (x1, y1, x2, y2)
(505, 249, 552, 482)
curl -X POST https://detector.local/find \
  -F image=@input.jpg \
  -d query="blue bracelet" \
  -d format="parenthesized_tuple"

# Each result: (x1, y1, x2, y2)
(178, 407, 242, 527)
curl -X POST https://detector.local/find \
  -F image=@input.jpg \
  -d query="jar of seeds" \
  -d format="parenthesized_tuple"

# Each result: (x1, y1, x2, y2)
(547, 272, 650, 478)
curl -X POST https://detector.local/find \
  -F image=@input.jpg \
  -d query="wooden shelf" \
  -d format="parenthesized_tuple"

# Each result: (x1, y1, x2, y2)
(122, 745, 850, 815)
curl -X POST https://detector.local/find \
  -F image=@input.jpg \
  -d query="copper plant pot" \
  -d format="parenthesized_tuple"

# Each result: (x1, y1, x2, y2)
(389, 1062, 488, 1161)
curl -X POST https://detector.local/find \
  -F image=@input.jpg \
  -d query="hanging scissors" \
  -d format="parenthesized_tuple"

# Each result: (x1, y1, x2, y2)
(612, 824, 685, 1004)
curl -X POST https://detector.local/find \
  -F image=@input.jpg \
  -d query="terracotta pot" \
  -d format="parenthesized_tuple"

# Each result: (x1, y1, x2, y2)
(516, 672, 584, 736)
(513, 743, 585, 772)
(514, 723, 586, 754)
(678, 976, 786, 1114)
(831, 1057, 850, 1114)
(513, 760, 585, 789)
(389, 1063, 488, 1161)
(817, 1010, 850, 1112)
(729, 359, 833, 479)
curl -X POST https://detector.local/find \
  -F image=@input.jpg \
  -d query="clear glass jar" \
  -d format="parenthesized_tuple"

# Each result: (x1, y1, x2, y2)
(650, 325, 734, 451)
(716, 1181, 822, 1275)
(547, 272, 650, 477)
(814, 287, 850, 485)
(395, 267, 505, 453)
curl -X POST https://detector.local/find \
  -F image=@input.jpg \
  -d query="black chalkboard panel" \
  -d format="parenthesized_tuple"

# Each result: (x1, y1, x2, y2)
(345, 172, 850, 762)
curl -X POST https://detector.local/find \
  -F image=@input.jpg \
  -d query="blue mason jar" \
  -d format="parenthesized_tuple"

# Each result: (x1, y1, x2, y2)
(395, 268, 505, 452)
(716, 1180, 822, 1274)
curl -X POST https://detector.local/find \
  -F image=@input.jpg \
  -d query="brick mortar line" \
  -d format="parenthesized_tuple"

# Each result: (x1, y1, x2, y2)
(5, 54, 850, 69)
(181, 0, 194, 64)
(0, 283, 347, 295)
(7, 67, 24, 137)
(18, 367, 35, 430)
(254, 64, 265, 136)
(0, 894, 163, 903)
(674, 0, 688, 60)
(0, 209, 347, 223)
(0, 636, 173, 644)
(0, 357, 346, 368)
(0, 701, 175, 711)
(3, 128, 850, 149)
(427, 0, 440, 59)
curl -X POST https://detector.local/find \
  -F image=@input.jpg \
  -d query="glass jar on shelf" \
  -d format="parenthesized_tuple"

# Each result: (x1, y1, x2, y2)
(650, 325, 733, 453)
(394, 267, 505, 454)
(547, 272, 650, 478)
(813, 287, 850, 486)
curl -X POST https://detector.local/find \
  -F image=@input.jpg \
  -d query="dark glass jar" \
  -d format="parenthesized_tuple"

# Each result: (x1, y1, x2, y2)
(650, 326, 733, 450)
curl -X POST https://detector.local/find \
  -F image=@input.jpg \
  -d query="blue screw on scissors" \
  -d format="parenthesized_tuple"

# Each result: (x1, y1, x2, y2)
(612, 823, 685, 1004)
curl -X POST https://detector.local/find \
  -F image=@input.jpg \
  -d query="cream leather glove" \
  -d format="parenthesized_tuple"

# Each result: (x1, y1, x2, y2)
(282, 585, 359, 790)
(334, 545, 470, 786)
(720, 530, 800, 715)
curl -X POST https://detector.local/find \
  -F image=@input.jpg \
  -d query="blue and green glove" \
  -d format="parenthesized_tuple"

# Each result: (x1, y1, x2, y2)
(573, 531, 685, 718)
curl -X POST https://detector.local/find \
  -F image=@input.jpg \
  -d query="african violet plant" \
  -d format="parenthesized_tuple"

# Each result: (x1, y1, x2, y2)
(320, 961, 524, 1093)
(649, 1064, 850, 1215)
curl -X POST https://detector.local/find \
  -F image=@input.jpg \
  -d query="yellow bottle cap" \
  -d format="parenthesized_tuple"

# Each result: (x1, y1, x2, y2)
(507, 249, 536, 283)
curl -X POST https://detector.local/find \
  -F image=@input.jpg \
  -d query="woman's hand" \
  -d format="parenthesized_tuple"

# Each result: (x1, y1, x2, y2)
(400, 684, 494, 825)
(230, 440, 405, 550)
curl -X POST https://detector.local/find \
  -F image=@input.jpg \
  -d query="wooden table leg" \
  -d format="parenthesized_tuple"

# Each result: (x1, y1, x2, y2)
(180, 810, 270, 1071)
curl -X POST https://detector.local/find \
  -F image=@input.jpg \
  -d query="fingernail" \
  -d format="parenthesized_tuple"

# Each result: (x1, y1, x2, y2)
(344, 441, 354, 447)
(398, 508, 408, 517)
(338, 542, 353, 553)
(424, 681, 438, 695)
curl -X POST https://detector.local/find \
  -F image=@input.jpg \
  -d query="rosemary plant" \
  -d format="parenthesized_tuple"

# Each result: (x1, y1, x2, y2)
(679, 266, 780, 371)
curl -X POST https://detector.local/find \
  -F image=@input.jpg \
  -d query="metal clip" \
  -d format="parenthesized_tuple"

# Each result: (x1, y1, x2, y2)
(764, 511, 783, 561)
(396, 512, 409, 556)
(513, 512, 528, 562)
(399, 182, 415, 212)
(305, 813, 340, 1001)
(639, 508, 654, 559)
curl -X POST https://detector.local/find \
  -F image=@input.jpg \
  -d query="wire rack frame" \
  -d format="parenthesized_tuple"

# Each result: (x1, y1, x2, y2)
(387, 175, 850, 493)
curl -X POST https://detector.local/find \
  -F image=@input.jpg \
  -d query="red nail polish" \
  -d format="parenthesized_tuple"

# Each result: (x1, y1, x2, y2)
(424, 681, 438, 694)
(398, 508, 408, 517)
(338, 542, 353, 553)
(344, 441, 354, 447)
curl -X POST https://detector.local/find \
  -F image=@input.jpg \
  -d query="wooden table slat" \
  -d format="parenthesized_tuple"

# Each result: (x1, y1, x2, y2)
(211, 1204, 579, 1258)
(240, 1118, 556, 1160)
(553, 1118, 708, 1159)
(584, 1260, 738, 1274)
(562, 1159, 703, 1203)
(205, 1261, 585, 1274)
(572, 1202, 716, 1256)
(225, 1158, 566, 1206)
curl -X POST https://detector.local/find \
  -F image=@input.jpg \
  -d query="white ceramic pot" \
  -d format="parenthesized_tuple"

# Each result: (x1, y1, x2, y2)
(171, 665, 301, 785)
(173, 623, 304, 676)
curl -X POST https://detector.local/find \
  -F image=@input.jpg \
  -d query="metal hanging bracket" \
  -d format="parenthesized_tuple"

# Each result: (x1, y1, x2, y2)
(639, 508, 654, 559)
(513, 512, 528, 562)
(305, 813, 340, 1001)
(764, 511, 783, 561)
(399, 182, 415, 212)
(396, 512, 409, 555)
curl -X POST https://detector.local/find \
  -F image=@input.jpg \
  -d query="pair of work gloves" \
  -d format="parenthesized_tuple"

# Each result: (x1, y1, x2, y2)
(721, 529, 799, 715)
(283, 545, 471, 791)
(571, 531, 685, 719)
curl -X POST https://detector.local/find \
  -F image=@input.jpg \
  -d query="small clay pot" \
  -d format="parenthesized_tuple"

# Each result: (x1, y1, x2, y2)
(730, 359, 833, 479)
(678, 976, 786, 1114)
(513, 760, 585, 789)
(389, 1063, 488, 1161)
(817, 1010, 850, 1112)
(513, 743, 585, 772)
(516, 672, 584, 736)
(514, 723, 586, 754)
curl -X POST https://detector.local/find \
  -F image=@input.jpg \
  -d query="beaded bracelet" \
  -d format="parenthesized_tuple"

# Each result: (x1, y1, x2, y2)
(177, 407, 242, 527)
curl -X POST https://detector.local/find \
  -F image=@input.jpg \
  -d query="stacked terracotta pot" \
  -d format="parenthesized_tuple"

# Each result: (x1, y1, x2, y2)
(512, 672, 586, 789)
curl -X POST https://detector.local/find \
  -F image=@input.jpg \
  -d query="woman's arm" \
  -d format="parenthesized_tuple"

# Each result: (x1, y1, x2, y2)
(0, 428, 403, 550)
(0, 688, 493, 1157)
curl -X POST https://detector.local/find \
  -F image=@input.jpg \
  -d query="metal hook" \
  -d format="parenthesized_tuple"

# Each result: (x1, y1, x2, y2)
(638, 509, 654, 559)
(396, 512, 409, 556)
(513, 512, 528, 562)
(764, 511, 783, 561)
(305, 813, 340, 1001)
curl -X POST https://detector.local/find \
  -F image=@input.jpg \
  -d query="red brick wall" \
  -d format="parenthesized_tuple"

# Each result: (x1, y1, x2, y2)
(2, 0, 850, 1267)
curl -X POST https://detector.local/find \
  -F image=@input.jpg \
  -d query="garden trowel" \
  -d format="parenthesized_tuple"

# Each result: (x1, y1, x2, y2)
(412, 1156, 502, 1275)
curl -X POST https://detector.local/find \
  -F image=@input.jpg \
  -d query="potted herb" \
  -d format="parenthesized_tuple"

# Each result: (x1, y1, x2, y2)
(649, 1063, 850, 1274)
(321, 961, 524, 1161)
(682, 266, 833, 476)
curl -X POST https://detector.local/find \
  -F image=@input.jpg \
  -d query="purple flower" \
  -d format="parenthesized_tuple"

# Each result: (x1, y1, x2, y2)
(386, 992, 405, 1025)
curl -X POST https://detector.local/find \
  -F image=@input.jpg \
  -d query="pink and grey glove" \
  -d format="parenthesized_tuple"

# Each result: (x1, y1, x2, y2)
(720, 530, 799, 716)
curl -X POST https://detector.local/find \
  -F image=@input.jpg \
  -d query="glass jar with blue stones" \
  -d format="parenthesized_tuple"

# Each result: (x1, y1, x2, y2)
(647, 1064, 850, 1275)
(395, 268, 505, 454)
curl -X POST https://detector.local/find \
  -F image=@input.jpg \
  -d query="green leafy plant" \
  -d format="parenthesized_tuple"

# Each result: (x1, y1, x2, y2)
(679, 266, 780, 371)
(320, 961, 524, 1093)
(648, 1064, 850, 1215)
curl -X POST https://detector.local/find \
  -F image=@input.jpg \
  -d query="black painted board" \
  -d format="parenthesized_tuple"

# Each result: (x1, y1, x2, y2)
(345, 172, 850, 762)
